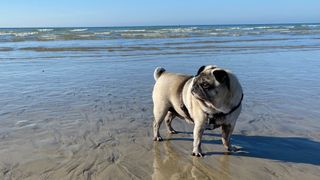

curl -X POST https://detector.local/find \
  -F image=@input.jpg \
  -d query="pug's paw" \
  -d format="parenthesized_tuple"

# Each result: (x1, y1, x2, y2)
(168, 130, 177, 134)
(227, 146, 239, 152)
(192, 151, 204, 157)
(153, 136, 163, 141)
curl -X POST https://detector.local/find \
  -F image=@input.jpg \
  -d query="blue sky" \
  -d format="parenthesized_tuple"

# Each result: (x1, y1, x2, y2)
(0, 0, 319, 27)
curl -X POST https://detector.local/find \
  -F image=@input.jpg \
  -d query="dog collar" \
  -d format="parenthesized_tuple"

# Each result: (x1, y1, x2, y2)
(208, 93, 244, 124)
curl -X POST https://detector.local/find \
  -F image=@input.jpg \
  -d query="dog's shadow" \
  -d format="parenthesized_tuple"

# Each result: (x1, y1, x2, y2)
(166, 132, 320, 166)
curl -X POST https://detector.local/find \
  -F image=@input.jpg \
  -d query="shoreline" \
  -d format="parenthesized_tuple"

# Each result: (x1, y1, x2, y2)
(1, 22, 319, 29)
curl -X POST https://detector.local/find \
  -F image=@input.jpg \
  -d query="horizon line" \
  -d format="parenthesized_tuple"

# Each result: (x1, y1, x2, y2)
(0, 21, 319, 29)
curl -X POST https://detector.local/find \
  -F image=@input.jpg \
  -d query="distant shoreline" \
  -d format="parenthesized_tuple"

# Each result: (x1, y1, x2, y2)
(1, 22, 319, 29)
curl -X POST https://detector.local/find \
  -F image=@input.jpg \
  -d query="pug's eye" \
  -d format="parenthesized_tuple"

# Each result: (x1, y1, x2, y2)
(201, 82, 210, 89)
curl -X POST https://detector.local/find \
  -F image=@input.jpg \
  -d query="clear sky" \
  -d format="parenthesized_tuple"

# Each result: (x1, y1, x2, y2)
(0, 0, 319, 27)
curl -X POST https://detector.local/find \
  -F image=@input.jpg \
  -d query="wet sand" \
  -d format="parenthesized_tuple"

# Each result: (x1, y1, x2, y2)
(1, 51, 320, 179)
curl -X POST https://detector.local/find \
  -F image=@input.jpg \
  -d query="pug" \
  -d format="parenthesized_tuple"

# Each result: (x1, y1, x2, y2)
(152, 65, 243, 157)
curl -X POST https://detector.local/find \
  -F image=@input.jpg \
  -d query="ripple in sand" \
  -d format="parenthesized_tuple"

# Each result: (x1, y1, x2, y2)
(15, 120, 30, 127)
(15, 120, 38, 129)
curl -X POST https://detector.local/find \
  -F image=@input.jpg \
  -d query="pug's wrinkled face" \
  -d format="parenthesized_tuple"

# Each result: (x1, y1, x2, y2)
(191, 65, 230, 106)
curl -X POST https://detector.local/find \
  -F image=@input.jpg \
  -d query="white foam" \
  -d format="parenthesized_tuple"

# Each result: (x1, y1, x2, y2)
(241, 27, 254, 30)
(284, 26, 295, 29)
(120, 32, 164, 38)
(209, 32, 219, 35)
(215, 28, 227, 31)
(255, 26, 272, 29)
(14, 32, 38, 37)
(302, 24, 320, 28)
(78, 34, 93, 37)
(267, 28, 290, 32)
(37, 29, 54, 32)
(0, 32, 12, 36)
(229, 27, 241, 30)
(70, 28, 88, 32)
(115, 29, 146, 33)
(94, 32, 111, 35)
(40, 35, 58, 40)
(160, 27, 198, 33)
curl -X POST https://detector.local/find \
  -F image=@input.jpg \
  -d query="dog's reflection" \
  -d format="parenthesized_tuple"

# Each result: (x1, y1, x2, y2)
(152, 139, 231, 180)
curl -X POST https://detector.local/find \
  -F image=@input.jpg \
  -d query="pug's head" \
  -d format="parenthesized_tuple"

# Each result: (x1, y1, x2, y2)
(191, 65, 231, 110)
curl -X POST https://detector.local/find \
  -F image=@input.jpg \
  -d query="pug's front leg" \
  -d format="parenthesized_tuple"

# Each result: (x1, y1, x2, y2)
(222, 123, 238, 152)
(192, 120, 206, 157)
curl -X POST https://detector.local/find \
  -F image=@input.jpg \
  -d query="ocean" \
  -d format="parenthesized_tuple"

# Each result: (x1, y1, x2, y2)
(0, 23, 320, 60)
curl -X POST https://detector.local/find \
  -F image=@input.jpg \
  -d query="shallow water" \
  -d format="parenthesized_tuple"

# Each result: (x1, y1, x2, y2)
(0, 24, 320, 179)
(1, 24, 320, 60)
(1, 51, 319, 137)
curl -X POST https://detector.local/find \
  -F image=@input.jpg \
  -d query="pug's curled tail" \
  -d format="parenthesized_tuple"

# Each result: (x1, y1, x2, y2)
(154, 67, 166, 81)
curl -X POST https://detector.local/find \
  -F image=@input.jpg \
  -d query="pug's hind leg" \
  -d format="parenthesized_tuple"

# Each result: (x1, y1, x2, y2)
(153, 105, 168, 141)
(221, 124, 238, 152)
(165, 111, 177, 134)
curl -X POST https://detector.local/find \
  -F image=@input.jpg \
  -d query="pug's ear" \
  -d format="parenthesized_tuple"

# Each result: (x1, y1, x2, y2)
(196, 65, 206, 76)
(213, 70, 230, 90)
(197, 65, 218, 76)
